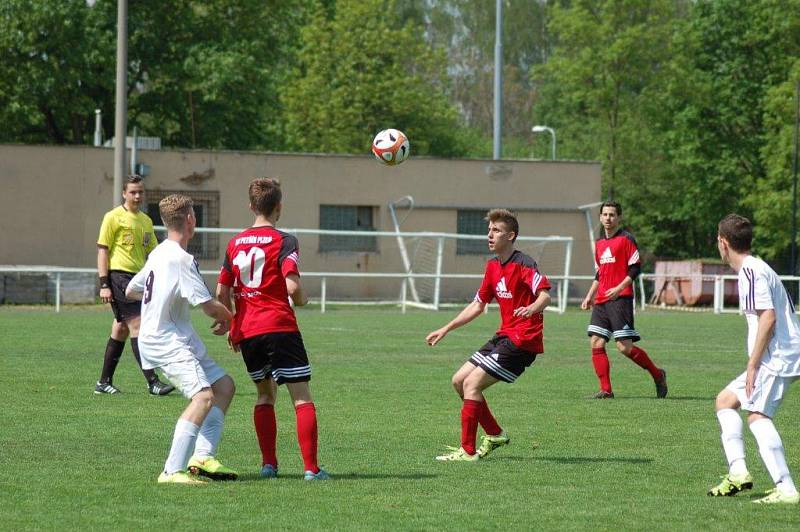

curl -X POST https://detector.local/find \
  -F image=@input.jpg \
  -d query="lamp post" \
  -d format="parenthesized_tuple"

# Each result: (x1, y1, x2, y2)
(531, 125, 556, 160)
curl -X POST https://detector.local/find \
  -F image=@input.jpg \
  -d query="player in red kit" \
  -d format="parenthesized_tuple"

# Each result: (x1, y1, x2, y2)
(426, 209, 551, 461)
(216, 178, 328, 480)
(580, 201, 667, 399)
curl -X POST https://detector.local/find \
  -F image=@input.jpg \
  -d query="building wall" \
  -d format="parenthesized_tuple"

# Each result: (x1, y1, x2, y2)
(0, 144, 601, 301)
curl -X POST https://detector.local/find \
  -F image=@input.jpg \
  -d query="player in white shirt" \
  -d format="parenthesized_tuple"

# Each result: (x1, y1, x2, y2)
(126, 194, 237, 485)
(708, 214, 800, 504)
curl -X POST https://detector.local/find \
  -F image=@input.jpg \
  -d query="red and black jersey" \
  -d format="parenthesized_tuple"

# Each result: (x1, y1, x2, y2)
(475, 250, 551, 353)
(594, 229, 640, 305)
(218, 226, 300, 345)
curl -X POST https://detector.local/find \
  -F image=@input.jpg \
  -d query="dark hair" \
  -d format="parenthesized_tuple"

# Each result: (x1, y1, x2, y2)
(486, 208, 519, 242)
(600, 201, 622, 216)
(718, 214, 752, 252)
(249, 178, 282, 217)
(123, 174, 143, 191)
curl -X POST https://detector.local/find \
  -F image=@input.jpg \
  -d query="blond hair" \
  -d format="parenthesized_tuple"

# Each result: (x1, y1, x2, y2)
(159, 194, 194, 230)
(486, 208, 519, 242)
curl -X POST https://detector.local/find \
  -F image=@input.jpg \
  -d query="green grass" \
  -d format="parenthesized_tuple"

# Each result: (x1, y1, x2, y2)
(2, 306, 800, 530)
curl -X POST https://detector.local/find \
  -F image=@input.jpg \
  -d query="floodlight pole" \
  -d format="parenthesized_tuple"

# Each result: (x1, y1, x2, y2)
(792, 80, 799, 276)
(532, 125, 556, 160)
(492, 0, 503, 160)
(113, 0, 128, 207)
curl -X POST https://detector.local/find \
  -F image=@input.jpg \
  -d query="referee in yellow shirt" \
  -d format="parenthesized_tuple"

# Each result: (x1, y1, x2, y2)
(95, 175, 175, 396)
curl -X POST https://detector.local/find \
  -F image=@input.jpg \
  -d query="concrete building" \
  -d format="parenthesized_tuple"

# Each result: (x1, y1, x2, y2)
(0, 144, 601, 304)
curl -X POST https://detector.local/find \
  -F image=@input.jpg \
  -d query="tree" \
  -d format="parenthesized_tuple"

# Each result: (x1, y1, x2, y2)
(531, 0, 684, 261)
(0, 0, 311, 149)
(424, 0, 550, 157)
(282, 0, 466, 157)
(663, 0, 800, 262)
(0, 0, 116, 144)
(749, 61, 800, 268)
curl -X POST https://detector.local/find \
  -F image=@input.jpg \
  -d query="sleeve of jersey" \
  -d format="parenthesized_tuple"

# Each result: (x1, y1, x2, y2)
(626, 237, 641, 266)
(181, 256, 213, 306)
(145, 221, 158, 254)
(128, 267, 147, 294)
(748, 267, 775, 311)
(218, 246, 235, 287)
(97, 212, 114, 247)
(531, 268, 551, 295)
(279, 234, 300, 277)
(475, 264, 494, 304)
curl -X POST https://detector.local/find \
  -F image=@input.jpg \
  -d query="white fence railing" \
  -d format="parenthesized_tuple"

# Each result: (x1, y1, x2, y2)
(636, 273, 800, 314)
(3, 268, 800, 315)
(0, 266, 573, 314)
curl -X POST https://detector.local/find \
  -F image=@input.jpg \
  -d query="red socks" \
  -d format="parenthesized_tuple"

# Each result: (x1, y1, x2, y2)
(629, 346, 661, 380)
(254, 404, 277, 467)
(591, 347, 612, 393)
(479, 400, 502, 437)
(295, 402, 319, 474)
(461, 399, 482, 455)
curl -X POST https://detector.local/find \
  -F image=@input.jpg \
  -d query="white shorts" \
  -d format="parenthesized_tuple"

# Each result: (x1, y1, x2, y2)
(159, 351, 227, 399)
(725, 370, 798, 418)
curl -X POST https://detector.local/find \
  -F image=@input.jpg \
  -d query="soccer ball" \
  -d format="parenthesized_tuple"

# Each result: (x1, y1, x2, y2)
(371, 129, 410, 166)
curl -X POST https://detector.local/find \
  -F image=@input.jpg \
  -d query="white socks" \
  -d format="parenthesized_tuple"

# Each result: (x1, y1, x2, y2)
(717, 409, 748, 476)
(194, 406, 225, 459)
(749, 418, 798, 495)
(164, 419, 200, 475)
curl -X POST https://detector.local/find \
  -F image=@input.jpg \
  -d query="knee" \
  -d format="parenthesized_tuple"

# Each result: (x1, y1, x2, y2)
(715, 390, 738, 411)
(218, 375, 235, 399)
(617, 343, 632, 356)
(451, 375, 465, 396)
(193, 389, 214, 412)
(112, 320, 129, 337)
(462, 375, 481, 397)
(589, 336, 606, 350)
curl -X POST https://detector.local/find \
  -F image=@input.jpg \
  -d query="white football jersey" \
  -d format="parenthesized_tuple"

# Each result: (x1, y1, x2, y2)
(129, 239, 212, 369)
(738, 255, 800, 376)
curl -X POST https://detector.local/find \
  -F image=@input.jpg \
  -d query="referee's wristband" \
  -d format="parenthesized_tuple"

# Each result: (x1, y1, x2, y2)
(99, 276, 110, 289)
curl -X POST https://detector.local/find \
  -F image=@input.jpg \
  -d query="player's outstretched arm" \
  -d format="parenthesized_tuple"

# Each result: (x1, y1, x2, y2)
(581, 280, 599, 310)
(745, 308, 776, 398)
(125, 269, 146, 301)
(513, 289, 551, 318)
(286, 274, 308, 307)
(216, 283, 234, 313)
(426, 300, 486, 346)
(201, 299, 233, 335)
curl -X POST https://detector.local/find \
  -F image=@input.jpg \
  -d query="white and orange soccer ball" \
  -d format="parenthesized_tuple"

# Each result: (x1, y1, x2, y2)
(371, 129, 410, 166)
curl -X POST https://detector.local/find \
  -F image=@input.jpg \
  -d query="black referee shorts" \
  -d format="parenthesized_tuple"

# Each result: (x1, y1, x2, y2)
(109, 270, 141, 323)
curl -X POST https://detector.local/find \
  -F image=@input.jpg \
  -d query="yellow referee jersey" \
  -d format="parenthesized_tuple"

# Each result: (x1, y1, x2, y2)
(97, 205, 158, 273)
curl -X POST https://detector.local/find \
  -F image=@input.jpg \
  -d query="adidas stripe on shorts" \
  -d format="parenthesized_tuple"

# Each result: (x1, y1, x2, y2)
(587, 297, 640, 342)
(468, 335, 537, 383)
(239, 332, 311, 385)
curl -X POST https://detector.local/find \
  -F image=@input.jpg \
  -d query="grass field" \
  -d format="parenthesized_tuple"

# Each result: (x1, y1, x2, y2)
(2, 305, 800, 530)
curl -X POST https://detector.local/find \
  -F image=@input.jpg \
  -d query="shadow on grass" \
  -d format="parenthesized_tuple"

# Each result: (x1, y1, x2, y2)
(235, 472, 439, 482)
(610, 396, 714, 401)
(528, 456, 654, 465)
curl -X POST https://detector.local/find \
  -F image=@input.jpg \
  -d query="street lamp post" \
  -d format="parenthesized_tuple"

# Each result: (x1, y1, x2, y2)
(531, 125, 556, 160)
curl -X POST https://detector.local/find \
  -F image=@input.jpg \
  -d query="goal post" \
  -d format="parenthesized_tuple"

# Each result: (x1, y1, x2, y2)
(161, 226, 573, 312)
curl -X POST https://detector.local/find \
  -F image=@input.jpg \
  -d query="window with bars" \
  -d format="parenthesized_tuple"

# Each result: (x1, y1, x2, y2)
(318, 205, 378, 252)
(456, 209, 489, 255)
(146, 190, 220, 259)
